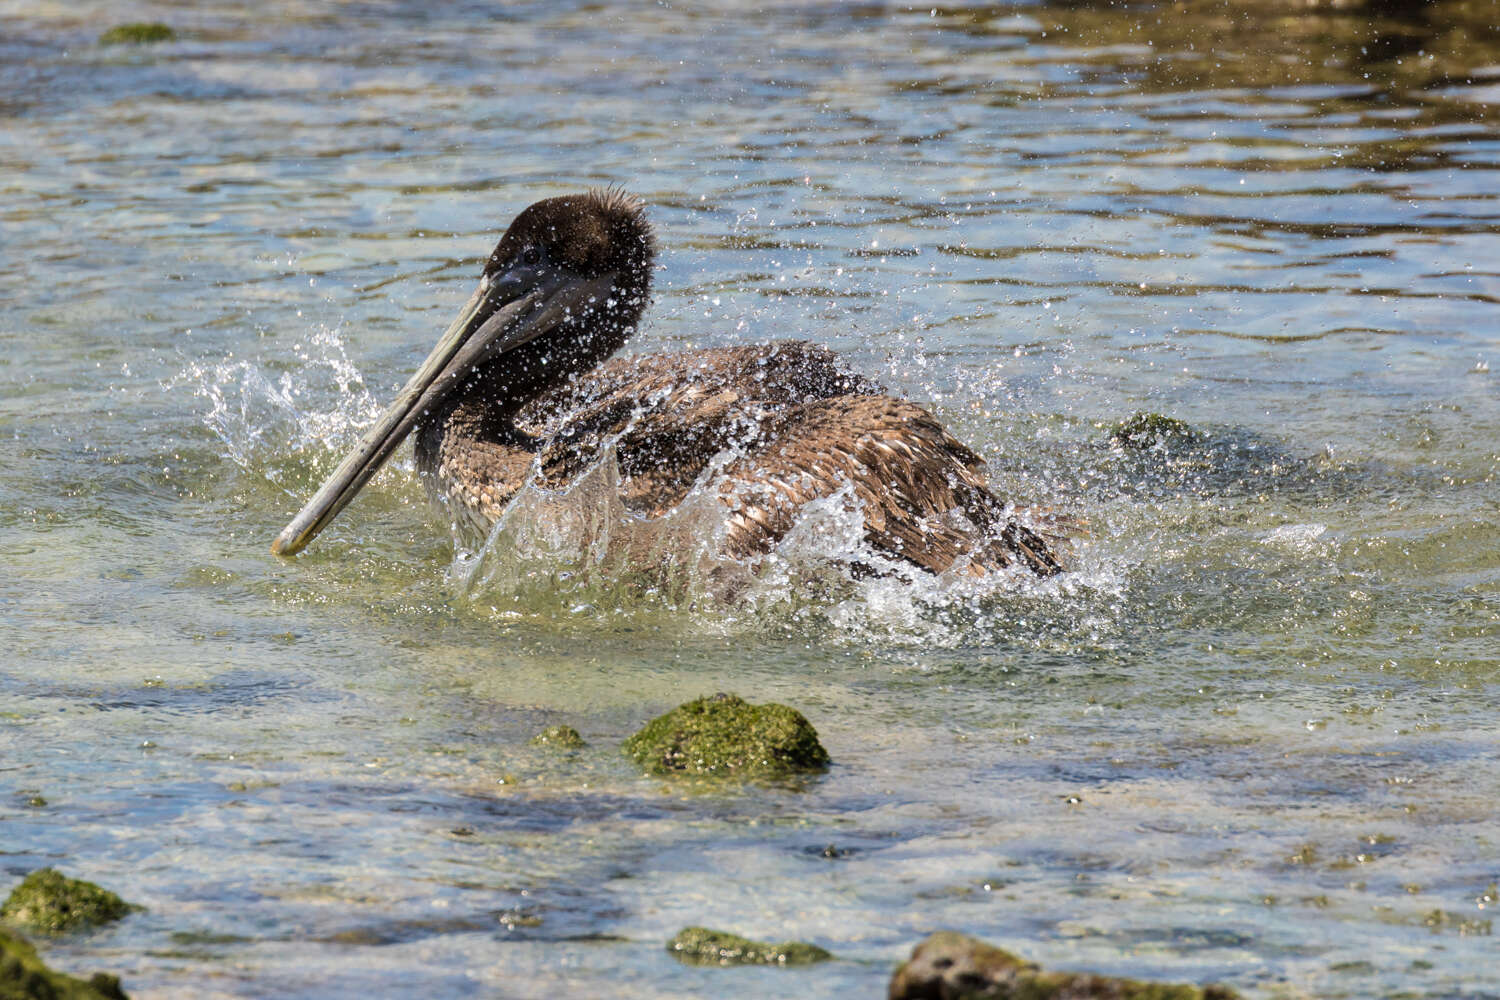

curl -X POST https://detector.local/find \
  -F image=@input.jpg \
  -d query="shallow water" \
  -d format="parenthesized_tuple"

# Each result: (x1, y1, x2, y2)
(2, 1, 1498, 997)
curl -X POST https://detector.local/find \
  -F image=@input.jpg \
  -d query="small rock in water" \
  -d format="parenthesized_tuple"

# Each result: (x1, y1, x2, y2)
(531, 724, 586, 749)
(624, 692, 829, 778)
(98, 23, 176, 45)
(0, 926, 130, 998)
(1108, 411, 1202, 451)
(808, 842, 857, 859)
(667, 926, 832, 966)
(888, 931, 1240, 999)
(1, 869, 133, 936)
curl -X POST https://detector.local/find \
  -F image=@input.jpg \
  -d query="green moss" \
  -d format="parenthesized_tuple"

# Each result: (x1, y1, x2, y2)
(497, 909, 543, 930)
(1, 870, 132, 936)
(1108, 412, 1203, 450)
(667, 926, 831, 967)
(0, 927, 129, 999)
(624, 693, 829, 778)
(531, 725, 586, 749)
(98, 23, 176, 45)
(1422, 909, 1492, 935)
(888, 931, 1240, 1000)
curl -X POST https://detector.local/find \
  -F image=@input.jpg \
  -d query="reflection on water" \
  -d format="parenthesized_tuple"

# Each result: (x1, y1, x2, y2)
(1, 1, 1497, 997)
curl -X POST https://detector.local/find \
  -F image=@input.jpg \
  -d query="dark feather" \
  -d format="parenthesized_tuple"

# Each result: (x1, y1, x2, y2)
(426, 340, 1064, 577)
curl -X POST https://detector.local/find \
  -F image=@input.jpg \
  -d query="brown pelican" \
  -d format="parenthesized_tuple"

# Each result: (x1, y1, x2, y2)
(271, 190, 1062, 577)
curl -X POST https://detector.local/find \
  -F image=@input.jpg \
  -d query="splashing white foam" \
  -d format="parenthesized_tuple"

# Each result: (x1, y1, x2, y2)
(1261, 522, 1331, 555)
(167, 326, 387, 489)
(447, 439, 1119, 647)
(172, 332, 1125, 646)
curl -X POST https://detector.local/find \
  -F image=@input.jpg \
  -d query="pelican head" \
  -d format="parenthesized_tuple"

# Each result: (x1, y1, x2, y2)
(272, 189, 655, 556)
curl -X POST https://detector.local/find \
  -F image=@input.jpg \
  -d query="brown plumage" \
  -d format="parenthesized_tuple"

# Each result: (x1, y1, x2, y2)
(273, 189, 1063, 577)
(427, 341, 1060, 576)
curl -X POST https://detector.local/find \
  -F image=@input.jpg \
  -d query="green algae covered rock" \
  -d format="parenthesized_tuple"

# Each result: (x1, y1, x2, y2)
(624, 693, 829, 779)
(0, 926, 129, 999)
(667, 926, 832, 967)
(98, 23, 176, 45)
(1108, 412, 1203, 451)
(1, 870, 132, 936)
(531, 725, 586, 749)
(888, 931, 1241, 1000)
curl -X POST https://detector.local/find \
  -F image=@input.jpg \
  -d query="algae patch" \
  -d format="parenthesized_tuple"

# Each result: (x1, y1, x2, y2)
(624, 693, 829, 778)
(98, 23, 176, 45)
(531, 724, 586, 749)
(0, 927, 129, 999)
(1420, 909, 1492, 936)
(1, 870, 132, 936)
(667, 926, 831, 966)
(888, 931, 1240, 1000)
(1108, 412, 1203, 451)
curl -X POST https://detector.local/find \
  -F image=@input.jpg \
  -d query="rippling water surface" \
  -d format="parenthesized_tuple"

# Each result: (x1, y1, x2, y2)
(2, 2, 1498, 997)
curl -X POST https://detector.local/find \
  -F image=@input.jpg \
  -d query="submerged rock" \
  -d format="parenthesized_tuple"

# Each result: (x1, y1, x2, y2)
(1108, 412, 1203, 451)
(531, 725, 586, 749)
(98, 23, 176, 45)
(1, 869, 132, 936)
(0, 927, 129, 999)
(667, 926, 832, 966)
(888, 931, 1240, 1000)
(624, 693, 829, 778)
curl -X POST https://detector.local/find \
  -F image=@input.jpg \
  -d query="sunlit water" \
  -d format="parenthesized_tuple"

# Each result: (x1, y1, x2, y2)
(2, 2, 1497, 997)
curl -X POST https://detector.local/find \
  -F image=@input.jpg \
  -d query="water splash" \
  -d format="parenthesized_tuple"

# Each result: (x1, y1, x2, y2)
(1261, 522, 1332, 556)
(167, 325, 387, 489)
(168, 331, 1133, 648)
(447, 440, 1122, 647)
(449, 441, 738, 617)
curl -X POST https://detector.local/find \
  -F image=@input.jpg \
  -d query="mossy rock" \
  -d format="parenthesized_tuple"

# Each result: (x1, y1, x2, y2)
(0, 926, 129, 999)
(98, 23, 176, 45)
(667, 926, 831, 967)
(1, 870, 132, 936)
(531, 725, 586, 749)
(888, 931, 1241, 1000)
(1108, 412, 1203, 451)
(624, 693, 829, 779)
